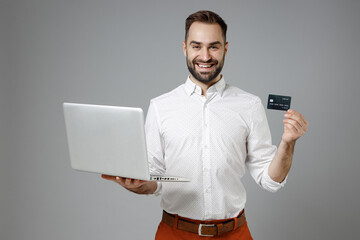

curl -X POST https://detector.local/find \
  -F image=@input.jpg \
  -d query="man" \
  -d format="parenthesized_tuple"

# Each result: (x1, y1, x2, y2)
(102, 10, 308, 239)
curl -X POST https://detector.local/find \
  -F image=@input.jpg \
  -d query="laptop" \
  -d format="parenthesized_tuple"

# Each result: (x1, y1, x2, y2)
(63, 102, 190, 182)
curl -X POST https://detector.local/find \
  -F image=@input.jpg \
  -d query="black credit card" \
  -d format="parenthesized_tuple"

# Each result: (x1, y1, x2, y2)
(267, 94, 291, 111)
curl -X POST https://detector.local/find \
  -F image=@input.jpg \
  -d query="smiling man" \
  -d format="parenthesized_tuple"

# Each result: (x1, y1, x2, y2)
(102, 10, 308, 239)
(184, 21, 227, 89)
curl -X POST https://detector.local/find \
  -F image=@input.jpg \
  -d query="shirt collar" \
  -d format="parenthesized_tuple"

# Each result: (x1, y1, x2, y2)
(184, 76, 226, 97)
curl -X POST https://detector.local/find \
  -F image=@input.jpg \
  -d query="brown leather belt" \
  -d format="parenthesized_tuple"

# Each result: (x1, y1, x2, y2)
(161, 210, 246, 237)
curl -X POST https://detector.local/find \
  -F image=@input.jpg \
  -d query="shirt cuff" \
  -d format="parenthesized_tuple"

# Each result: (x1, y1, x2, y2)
(262, 164, 287, 192)
(152, 181, 162, 196)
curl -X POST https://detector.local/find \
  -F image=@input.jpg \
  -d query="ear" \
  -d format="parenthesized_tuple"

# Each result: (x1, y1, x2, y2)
(224, 41, 229, 56)
(182, 41, 187, 57)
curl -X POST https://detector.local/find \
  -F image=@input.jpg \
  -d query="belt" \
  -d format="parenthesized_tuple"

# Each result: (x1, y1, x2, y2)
(161, 210, 246, 237)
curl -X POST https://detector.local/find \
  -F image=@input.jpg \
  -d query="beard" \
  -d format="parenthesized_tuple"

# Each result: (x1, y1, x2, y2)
(186, 53, 225, 84)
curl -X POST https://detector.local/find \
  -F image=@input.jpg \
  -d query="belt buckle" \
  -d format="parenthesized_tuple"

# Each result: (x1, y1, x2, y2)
(198, 223, 215, 237)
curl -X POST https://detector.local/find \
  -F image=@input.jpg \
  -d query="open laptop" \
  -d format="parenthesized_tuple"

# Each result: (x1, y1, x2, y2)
(63, 103, 190, 182)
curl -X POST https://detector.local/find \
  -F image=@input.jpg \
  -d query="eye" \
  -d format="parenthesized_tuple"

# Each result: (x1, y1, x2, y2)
(210, 46, 219, 50)
(192, 45, 200, 50)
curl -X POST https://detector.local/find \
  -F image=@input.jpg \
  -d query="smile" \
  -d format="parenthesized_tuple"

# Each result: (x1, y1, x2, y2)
(196, 63, 215, 70)
(198, 64, 212, 68)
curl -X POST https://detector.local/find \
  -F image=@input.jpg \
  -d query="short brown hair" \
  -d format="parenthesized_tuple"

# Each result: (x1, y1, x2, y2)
(185, 10, 227, 42)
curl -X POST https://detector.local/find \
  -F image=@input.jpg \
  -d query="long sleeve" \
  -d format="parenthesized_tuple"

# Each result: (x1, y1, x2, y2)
(245, 98, 286, 192)
(145, 100, 166, 195)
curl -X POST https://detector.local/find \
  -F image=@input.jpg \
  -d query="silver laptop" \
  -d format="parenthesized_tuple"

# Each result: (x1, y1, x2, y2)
(63, 103, 190, 182)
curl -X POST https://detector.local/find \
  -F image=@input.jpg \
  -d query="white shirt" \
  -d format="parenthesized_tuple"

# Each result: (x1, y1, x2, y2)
(145, 76, 286, 220)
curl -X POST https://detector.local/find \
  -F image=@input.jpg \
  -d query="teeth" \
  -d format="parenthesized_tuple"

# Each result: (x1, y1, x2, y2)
(198, 64, 211, 68)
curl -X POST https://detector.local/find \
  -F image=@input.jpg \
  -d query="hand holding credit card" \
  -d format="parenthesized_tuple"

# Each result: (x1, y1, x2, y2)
(267, 94, 291, 111)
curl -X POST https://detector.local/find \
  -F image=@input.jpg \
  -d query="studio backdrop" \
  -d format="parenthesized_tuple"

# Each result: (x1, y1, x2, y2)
(1, 0, 359, 239)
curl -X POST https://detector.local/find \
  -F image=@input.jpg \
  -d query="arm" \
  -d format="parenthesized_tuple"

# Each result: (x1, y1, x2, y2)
(101, 175, 158, 194)
(268, 109, 308, 183)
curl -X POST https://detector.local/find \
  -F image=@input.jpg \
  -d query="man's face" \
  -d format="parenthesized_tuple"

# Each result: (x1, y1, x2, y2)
(183, 22, 228, 84)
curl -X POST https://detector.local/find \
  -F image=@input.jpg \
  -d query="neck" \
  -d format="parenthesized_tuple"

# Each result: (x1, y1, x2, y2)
(189, 74, 222, 97)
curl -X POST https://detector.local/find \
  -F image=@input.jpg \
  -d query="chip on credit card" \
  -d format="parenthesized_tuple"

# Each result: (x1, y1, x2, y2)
(267, 94, 291, 111)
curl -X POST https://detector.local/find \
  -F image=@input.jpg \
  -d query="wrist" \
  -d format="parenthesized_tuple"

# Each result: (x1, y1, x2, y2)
(281, 138, 296, 148)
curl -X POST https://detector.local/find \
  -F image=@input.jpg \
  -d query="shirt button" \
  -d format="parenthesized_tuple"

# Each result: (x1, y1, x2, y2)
(204, 145, 208, 149)
(206, 188, 210, 193)
(204, 167, 209, 172)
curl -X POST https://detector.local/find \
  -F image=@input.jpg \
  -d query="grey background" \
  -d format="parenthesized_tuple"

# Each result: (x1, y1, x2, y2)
(1, 0, 359, 239)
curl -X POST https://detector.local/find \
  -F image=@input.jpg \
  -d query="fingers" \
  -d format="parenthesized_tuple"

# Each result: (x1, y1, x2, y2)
(284, 109, 308, 132)
(101, 174, 116, 181)
(116, 177, 142, 186)
(114, 177, 131, 186)
(102, 175, 144, 188)
(133, 179, 141, 186)
(281, 109, 309, 143)
(283, 119, 304, 134)
(101, 175, 156, 194)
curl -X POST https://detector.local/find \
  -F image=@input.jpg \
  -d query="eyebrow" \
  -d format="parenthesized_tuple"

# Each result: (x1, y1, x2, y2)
(189, 41, 222, 46)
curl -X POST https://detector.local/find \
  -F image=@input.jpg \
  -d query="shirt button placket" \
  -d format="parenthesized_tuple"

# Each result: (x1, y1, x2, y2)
(202, 101, 212, 219)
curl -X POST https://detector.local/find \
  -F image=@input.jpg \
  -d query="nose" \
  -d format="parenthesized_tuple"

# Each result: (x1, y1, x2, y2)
(199, 48, 211, 62)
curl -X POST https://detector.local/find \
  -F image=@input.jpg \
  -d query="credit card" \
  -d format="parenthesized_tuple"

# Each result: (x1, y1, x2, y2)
(267, 94, 291, 111)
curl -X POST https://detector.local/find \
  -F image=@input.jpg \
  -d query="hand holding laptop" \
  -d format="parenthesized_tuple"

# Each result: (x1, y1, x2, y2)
(101, 174, 158, 195)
